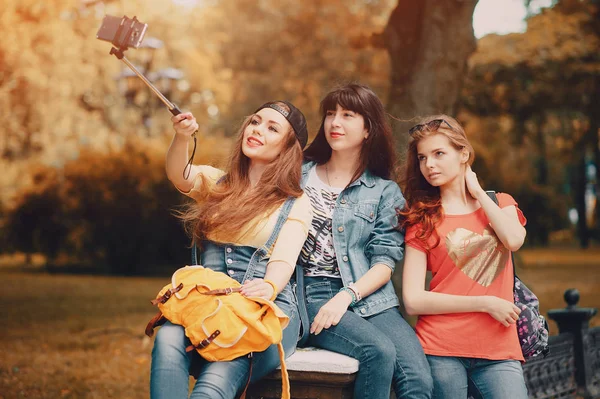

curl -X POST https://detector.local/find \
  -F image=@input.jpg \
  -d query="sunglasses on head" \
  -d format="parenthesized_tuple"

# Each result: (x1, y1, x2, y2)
(408, 119, 454, 136)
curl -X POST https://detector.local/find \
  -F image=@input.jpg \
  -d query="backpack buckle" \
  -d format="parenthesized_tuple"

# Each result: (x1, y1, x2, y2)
(186, 330, 221, 352)
(151, 283, 184, 305)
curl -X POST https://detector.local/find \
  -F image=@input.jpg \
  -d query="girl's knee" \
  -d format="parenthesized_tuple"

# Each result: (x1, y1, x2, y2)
(360, 337, 396, 369)
(416, 371, 434, 395)
(192, 379, 237, 399)
(281, 311, 300, 356)
(152, 323, 187, 359)
(194, 360, 250, 399)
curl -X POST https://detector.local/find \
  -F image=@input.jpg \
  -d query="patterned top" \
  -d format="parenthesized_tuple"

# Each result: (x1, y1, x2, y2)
(299, 166, 343, 278)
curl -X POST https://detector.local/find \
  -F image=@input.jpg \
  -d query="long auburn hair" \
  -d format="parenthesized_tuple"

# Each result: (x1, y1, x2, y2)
(179, 102, 304, 247)
(398, 114, 474, 248)
(304, 83, 396, 182)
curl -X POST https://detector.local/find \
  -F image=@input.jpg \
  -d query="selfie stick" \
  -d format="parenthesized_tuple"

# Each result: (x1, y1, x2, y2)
(101, 16, 197, 178)
(108, 47, 183, 116)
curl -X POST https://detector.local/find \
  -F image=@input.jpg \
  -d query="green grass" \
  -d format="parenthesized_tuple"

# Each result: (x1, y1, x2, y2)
(0, 248, 599, 398)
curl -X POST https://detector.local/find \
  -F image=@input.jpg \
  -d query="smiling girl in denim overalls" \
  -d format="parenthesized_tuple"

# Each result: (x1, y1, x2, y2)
(150, 101, 313, 399)
(297, 83, 433, 399)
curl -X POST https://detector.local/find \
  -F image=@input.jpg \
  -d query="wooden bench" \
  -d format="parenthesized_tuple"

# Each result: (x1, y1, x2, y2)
(247, 347, 359, 399)
(247, 289, 600, 399)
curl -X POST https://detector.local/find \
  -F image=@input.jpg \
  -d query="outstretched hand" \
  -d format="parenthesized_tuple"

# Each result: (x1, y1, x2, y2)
(171, 112, 198, 137)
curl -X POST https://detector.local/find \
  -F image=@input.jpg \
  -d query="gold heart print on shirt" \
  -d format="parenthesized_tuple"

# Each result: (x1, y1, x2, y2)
(445, 227, 509, 287)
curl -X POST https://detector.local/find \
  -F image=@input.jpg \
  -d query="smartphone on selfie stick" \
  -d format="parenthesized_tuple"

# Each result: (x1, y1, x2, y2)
(96, 15, 196, 178)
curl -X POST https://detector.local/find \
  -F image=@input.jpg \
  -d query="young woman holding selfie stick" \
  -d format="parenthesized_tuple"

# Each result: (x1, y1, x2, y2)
(150, 101, 312, 399)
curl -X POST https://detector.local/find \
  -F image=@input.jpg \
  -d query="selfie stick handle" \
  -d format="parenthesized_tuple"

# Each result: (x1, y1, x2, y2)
(109, 46, 195, 179)
(110, 47, 182, 116)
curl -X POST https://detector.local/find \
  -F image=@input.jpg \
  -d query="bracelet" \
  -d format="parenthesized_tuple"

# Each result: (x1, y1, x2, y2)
(264, 279, 278, 301)
(347, 283, 362, 302)
(339, 287, 357, 307)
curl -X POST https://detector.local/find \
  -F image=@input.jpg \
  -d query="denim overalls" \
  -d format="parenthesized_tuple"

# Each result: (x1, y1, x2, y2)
(151, 198, 300, 399)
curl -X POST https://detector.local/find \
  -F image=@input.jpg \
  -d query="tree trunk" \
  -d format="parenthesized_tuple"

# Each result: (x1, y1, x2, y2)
(588, 78, 600, 241)
(573, 151, 589, 248)
(383, 0, 479, 153)
(589, 4, 600, 241)
(535, 115, 548, 185)
(593, 121, 599, 241)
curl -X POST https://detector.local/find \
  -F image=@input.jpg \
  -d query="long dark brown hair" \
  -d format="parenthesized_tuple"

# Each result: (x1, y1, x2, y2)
(304, 83, 396, 182)
(179, 102, 304, 246)
(398, 114, 474, 248)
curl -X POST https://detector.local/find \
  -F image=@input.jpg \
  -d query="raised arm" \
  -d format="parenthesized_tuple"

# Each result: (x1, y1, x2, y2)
(465, 166, 526, 251)
(166, 112, 202, 192)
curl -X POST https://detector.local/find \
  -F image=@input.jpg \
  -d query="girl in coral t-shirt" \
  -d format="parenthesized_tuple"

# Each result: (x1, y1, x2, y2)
(399, 115, 528, 399)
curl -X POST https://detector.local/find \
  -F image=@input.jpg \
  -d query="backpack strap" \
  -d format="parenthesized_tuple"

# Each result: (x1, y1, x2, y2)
(277, 341, 291, 399)
(144, 311, 167, 337)
(238, 354, 253, 399)
(239, 347, 291, 399)
(150, 283, 184, 305)
(185, 330, 222, 352)
(485, 190, 518, 290)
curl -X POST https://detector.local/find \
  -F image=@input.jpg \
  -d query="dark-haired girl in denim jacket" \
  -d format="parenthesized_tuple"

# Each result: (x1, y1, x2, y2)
(296, 83, 433, 399)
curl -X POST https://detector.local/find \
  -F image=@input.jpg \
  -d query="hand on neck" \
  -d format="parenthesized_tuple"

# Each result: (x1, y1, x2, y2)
(439, 174, 481, 216)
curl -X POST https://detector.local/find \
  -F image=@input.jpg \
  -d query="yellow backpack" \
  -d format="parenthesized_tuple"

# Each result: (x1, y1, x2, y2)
(145, 265, 290, 398)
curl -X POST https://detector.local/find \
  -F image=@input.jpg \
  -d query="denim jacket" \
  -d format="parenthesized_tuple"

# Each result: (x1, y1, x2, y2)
(300, 161, 405, 317)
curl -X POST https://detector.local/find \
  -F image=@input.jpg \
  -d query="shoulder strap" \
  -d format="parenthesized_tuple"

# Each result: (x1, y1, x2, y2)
(485, 191, 518, 289)
(261, 197, 295, 254)
(242, 197, 296, 282)
(191, 174, 228, 265)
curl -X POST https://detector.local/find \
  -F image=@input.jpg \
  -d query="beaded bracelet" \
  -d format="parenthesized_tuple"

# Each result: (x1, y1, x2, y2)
(264, 279, 278, 301)
(347, 283, 362, 302)
(339, 287, 357, 307)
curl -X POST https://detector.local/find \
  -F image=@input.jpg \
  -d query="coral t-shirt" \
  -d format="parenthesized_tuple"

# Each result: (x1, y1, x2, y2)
(405, 193, 527, 361)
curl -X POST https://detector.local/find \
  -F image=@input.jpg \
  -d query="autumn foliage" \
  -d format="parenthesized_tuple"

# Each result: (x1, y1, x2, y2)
(0, 0, 599, 274)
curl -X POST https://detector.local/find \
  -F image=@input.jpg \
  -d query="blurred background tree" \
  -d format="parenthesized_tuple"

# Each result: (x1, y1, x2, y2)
(0, 0, 598, 274)
(461, 0, 600, 247)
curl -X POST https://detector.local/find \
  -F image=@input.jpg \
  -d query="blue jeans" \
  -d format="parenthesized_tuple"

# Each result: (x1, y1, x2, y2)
(305, 277, 433, 399)
(427, 355, 528, 399)
(150, 308, 300, 399)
